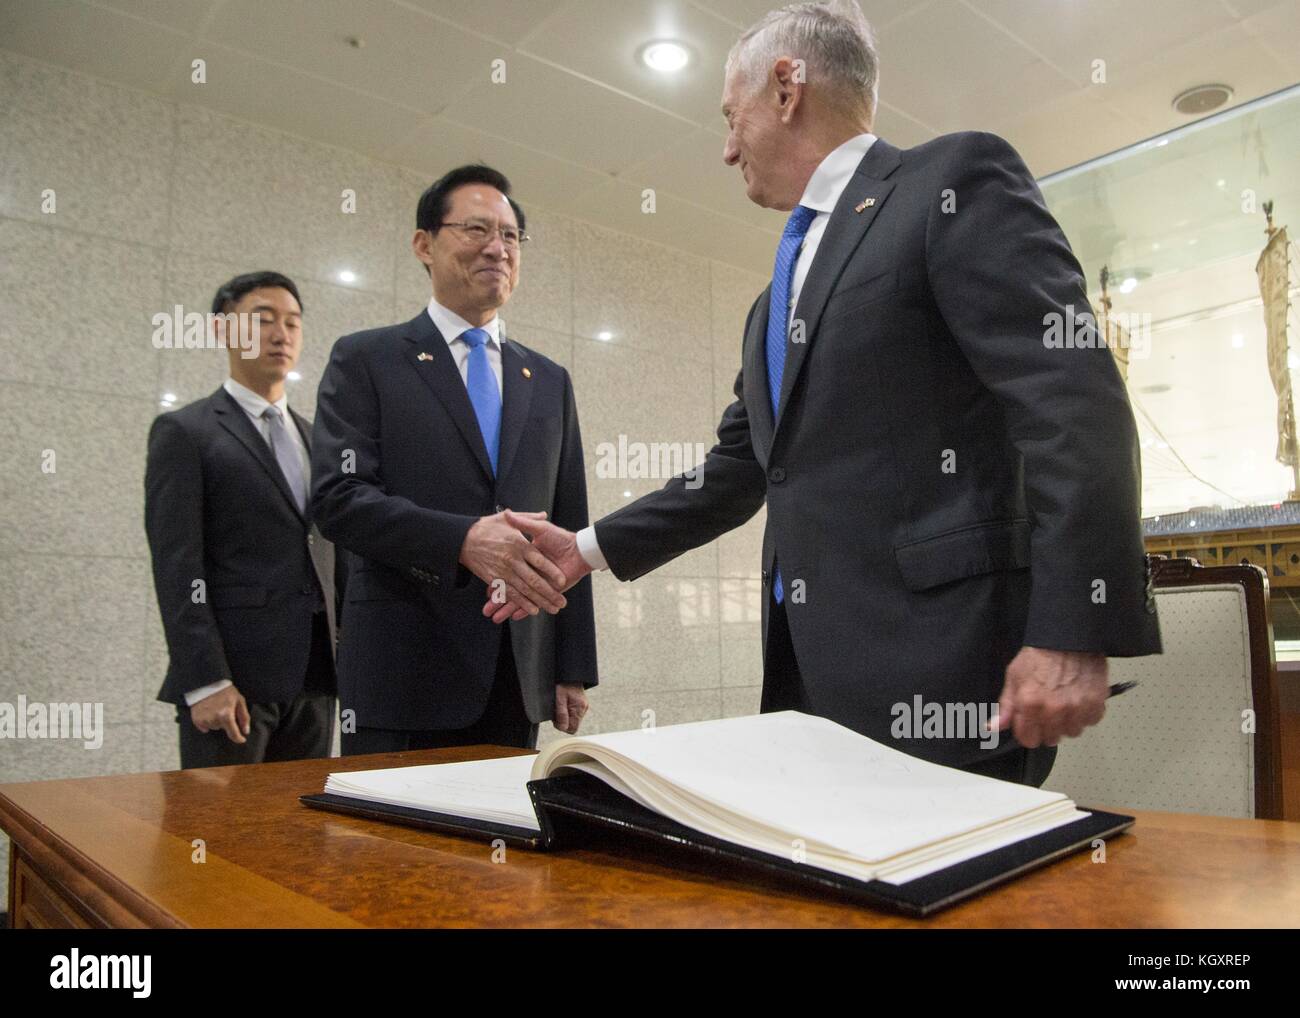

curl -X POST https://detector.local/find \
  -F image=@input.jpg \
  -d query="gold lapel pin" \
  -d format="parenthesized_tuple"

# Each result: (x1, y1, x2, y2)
(854, 197, 876, 213)
(417, 352, 433, 361)
(522, 367, 531, 378)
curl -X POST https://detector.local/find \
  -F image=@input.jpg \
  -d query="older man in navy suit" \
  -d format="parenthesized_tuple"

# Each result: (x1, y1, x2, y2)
(485, 2, 1160, 785)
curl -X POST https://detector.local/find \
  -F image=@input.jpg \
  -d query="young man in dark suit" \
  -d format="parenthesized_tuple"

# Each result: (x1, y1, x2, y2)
(146, 271, 342, 768)
(310, 165, 597, 754)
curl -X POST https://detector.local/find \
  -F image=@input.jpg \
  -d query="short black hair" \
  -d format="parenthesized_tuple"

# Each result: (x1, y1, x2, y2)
(211, 270, 303, 316)
(415, 163, 525, 235)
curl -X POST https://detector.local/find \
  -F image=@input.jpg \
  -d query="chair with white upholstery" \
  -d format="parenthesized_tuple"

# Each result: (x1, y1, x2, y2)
(1047, 557, 1283, 819)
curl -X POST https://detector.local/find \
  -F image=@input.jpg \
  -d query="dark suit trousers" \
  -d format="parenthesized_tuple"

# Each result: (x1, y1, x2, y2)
(177, 611, 335, 768)
(342, 628, 538, 755)
(760, 597, 1056, 788)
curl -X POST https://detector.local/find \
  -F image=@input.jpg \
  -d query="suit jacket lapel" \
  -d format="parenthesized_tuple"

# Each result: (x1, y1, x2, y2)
(403, 312, 495, 483)
(774, 137, 902, 439)
(288, 405, 337, 628)
(289, 406, 312, 457)
(743, 284, 775, 458)
(497, 335, 534, 481)
(212, 387, 306, 522)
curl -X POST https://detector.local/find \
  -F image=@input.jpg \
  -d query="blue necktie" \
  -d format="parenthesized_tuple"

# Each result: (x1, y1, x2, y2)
(260, 405, 306, 513)
(460, 327, 501, 475)
(766, 204, 817, 604)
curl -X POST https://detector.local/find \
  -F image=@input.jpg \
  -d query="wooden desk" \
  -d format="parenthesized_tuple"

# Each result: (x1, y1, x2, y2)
(3, 746, 1298, 928)
(1275, 661, 1300, 820)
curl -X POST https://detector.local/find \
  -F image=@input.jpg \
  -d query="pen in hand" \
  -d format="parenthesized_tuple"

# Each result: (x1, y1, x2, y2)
(984, 680, 1139, 746)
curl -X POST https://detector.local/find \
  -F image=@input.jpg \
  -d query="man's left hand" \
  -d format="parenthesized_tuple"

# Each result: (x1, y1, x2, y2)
(994, 646, 1108, 748)
(553, 682, 588, 735)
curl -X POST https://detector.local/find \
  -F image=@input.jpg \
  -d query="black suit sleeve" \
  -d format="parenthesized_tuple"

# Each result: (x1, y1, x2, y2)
(925, 131, 1158, 656)
(550, 369, 598, 688)
(594, 300, 769, 580)
(309, 336, 476, 584)
(144, 414, 233, 693)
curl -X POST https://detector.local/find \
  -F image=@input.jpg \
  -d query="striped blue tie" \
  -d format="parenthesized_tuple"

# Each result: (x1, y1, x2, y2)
(766, 204, 817, 605)
(460, 327, 501, 475)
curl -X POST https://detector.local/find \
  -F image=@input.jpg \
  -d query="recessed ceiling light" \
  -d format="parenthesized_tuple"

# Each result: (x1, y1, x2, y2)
(287, 371, 302, 382)
(338, 269, 357, 284)
(1231, 333, 1245, 348)
(1120, 276, 1138, 294)
(161, 392, 177, 403)
(597, 330, 613, 341)
(640, 40, 691, 74)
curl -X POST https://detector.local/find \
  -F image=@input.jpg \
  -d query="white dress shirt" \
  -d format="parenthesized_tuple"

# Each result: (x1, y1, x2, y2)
(184, 377, 311, 707)
(427, 296, 504, 399)
(575, 132, 879, 571)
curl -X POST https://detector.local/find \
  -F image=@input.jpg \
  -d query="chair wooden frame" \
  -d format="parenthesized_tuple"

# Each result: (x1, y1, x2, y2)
(1147, 554, 1284, 819)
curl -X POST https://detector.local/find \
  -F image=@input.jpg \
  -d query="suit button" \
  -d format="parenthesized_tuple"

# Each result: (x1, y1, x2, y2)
(768, 466, 785, 483)
(307, 534, 315, 546)
(761, 570, 770, 584)
(431, 575, 441, 586)
(300, 585, 313, 595)
(495, 504, 504, 513)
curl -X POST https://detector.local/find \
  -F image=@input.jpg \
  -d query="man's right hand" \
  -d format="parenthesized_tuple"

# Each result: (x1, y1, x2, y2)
(483, 510, 592, 623)
(459, 510, 569, 616)
(190, 685, 251, 743)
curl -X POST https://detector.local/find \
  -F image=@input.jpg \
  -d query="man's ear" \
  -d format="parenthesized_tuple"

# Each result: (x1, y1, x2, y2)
(772, 56, 803, 123)
(412, 229, 435, 272)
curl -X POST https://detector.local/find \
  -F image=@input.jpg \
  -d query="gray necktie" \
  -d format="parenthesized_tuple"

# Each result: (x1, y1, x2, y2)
(261, 405, 306, 513)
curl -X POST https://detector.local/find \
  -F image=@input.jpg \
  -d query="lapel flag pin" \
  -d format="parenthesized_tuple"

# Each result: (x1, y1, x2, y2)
(854, 197, 876, 213)
(417, 352, 433, 361)
(522, 367, 531, 378)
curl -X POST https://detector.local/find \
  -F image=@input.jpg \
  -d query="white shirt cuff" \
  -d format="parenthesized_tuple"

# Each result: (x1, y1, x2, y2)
(184, 679, 233, 707)
(576, 525, 609, 572)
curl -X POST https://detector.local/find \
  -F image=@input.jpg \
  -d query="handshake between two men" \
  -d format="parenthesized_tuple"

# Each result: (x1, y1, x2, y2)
(458, 509, 588, 624)
(456, 509, 590, 735)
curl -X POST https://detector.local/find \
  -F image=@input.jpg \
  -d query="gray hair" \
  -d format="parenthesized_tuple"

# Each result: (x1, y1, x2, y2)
(725, 1, 878, 115)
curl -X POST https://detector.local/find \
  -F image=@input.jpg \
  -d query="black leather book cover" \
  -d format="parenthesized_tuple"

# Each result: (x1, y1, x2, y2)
(302, 772, 1134, 916)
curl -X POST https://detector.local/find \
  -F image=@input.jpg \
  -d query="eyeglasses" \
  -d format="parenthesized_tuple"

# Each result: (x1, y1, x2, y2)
(438, 220, 530, 249)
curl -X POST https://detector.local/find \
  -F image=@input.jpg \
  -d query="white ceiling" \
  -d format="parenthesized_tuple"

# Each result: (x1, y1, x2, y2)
(2, 0, 1299, 275)
(4, 0, 1300, 514)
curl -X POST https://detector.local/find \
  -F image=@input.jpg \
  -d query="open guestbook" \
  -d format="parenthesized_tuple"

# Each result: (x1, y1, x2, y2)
(301, 711, 1132, 916)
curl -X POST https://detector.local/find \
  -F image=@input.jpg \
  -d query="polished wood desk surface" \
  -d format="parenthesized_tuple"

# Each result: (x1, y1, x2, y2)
(2, 745, 1298, 928)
